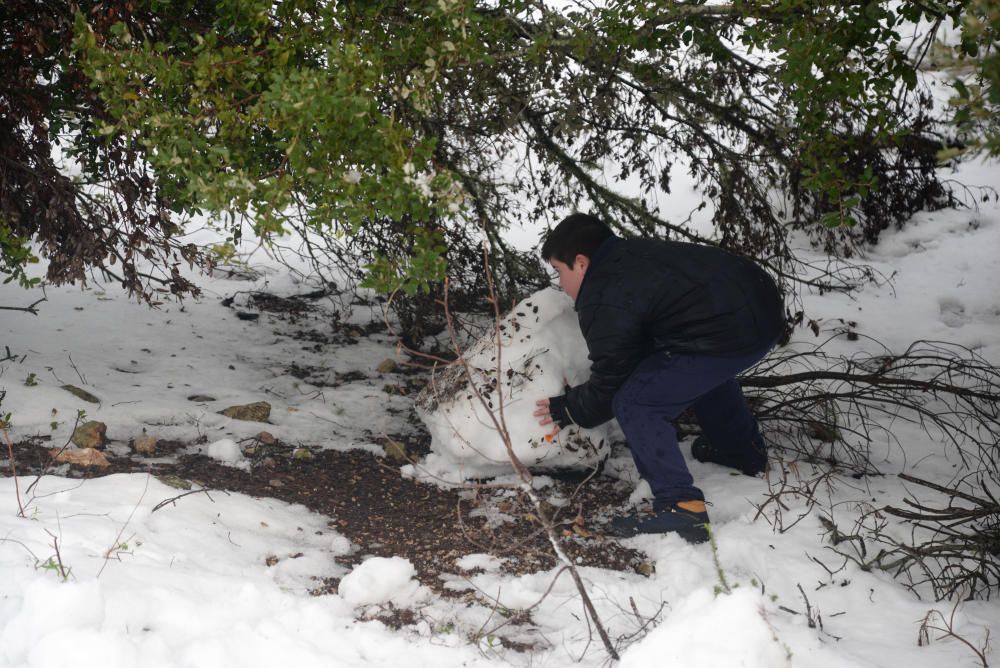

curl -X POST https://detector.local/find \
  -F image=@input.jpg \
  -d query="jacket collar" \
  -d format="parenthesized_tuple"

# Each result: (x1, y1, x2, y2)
(576, 235, 620, 306)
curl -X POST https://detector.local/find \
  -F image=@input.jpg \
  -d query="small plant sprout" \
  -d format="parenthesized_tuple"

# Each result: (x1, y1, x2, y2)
(707, 524, 732, 595)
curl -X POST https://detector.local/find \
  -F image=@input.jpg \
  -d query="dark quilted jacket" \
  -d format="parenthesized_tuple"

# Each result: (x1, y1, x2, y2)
(552, 236, 784, 428)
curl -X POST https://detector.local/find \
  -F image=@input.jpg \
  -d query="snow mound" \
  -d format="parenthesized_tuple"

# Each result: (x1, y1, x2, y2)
(621, 588, 790, 668)
(414, 288, 617, 480)
(339, 557, 427, 607)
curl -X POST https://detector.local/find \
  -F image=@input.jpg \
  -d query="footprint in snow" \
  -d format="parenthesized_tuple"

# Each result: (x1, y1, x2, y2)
(938, 297, 968, 329)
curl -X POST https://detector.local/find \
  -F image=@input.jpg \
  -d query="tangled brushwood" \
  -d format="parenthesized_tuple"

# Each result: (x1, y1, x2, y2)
(880, 473, 1000, 600)
(733, 338, 1000, 600)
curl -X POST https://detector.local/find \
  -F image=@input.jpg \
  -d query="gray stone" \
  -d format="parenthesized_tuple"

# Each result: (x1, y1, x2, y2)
(71, 421, 107, 449)
(219, 401, 271, 422)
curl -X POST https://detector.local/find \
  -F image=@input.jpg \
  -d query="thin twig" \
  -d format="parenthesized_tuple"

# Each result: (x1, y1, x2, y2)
(2, 428, 25, 517)
(44, 528, 71, 581)
(151, 487, 222, 513)
(97, 474, 151, 578)
(67, 354, 87, 386)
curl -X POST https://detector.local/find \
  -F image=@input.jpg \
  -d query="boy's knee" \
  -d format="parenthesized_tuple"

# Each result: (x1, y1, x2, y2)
(611, 387, 632, 422)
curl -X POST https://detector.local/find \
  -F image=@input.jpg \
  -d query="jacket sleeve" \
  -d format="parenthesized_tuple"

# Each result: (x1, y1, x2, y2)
(563, 301, 648, 428)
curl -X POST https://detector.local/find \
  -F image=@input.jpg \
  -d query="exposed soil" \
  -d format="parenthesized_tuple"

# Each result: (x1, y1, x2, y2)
(4, 436, 649, 599)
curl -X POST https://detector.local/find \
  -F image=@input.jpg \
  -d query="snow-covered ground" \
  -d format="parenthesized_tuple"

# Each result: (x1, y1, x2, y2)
(1, 156, 998, 667)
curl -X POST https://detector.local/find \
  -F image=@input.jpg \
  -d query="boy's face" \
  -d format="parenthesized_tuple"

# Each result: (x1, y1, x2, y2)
(550, 254, 590, 301)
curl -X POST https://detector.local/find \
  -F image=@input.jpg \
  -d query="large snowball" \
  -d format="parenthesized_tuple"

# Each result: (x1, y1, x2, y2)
(414, 287, 616, 480)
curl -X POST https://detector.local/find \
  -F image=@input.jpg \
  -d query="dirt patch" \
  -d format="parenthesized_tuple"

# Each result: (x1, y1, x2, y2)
(168, 448, 647, 589)
(3, 438, 648, 594)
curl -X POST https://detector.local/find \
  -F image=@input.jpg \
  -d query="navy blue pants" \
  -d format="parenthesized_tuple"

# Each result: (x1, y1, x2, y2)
(611, 341, 774, 504)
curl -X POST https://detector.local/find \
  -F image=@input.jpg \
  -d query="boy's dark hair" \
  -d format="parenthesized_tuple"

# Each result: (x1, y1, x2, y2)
(540, 213, 614, 265)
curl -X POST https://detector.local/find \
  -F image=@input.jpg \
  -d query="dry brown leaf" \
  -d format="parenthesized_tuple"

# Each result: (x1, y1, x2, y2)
(52, 447, 110, 468)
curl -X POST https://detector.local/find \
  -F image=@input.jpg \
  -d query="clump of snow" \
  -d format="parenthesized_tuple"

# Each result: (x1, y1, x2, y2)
(620, 588, 790, 667)
(414, 287, 618, 481)
(205, 438, 248, 470)
(455, 553, 504, 572)
(338, 556, 427, 607)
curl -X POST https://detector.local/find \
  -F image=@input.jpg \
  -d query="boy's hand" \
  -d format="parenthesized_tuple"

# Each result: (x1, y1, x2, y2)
(534, 399, 562, 441)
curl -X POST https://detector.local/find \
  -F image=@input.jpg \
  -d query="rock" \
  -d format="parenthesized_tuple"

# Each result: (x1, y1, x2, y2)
(382, 438, 409, 463)
(133, 435, 157, 456)
(292, 447, 314, 461)
(257, 431, 276, 445)
(71, 421, 107, 449)
(53, 447, 110, 468)
(219, 401, 271, 422)
(61, 385, 100, 403)
(376, 358, 398, 374)
(187, 394, 216, 402)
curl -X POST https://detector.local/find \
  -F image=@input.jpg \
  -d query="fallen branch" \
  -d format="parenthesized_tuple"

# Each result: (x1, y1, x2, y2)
(741, 338, 1000, 474)
(0, 298, 47, 315)
(918, 594, 991, 668)
(878, 473, 1000, 600)
(151, 487, 222, 513)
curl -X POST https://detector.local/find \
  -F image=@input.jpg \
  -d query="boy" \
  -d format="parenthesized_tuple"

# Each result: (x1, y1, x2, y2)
(533, 213, 784, 543)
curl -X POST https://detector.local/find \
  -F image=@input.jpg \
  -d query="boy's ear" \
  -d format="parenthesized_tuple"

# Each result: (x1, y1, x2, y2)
(574, 254, 590, 272)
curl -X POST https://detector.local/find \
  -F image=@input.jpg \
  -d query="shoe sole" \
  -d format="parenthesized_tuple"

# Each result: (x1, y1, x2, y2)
(606, 521, 710, 544)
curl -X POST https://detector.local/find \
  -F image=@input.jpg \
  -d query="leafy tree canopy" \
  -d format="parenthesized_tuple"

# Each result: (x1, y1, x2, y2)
(1, 0, 996, 303)
(945, 0, 1000, 159)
